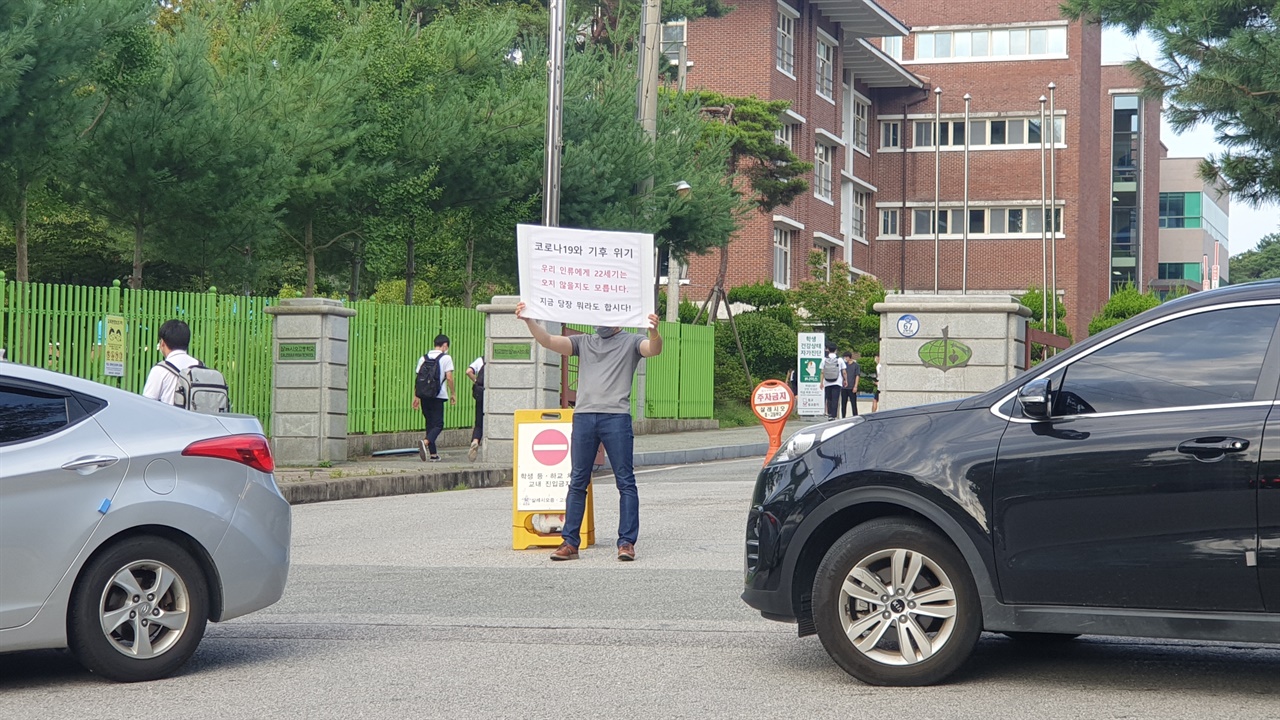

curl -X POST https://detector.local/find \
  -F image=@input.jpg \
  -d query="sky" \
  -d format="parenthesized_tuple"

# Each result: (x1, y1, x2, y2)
(1102, 28, 1278, 256)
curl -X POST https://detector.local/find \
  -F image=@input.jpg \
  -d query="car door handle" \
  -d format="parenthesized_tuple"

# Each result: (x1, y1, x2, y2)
(1177, 437, 1249, 459)
(61, 455, 119, 473)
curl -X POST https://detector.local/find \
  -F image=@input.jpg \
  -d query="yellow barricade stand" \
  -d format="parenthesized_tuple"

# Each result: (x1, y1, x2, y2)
(512, 409, 595, 550)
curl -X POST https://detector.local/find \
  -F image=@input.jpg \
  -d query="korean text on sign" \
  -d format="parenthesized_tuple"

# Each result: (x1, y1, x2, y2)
(517, 224, 655, 328)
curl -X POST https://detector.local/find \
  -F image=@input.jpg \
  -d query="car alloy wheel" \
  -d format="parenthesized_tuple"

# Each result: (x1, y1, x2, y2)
(69, 536, 209, 682)
(98, 559, 191, 659)
(812, 518, 981, 686)
(838, 548, 957, 666)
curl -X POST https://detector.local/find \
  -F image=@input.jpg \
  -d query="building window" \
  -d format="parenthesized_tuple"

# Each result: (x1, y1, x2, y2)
(915, 26, 1067, 61)
(911, 207, 1062, 235)
(775, 123, 795, 150)
(814, 142, 834, 201)
(853, 99, 870, 152)
(776, 5, 797, 75)
(1158, 262, 1203, 283)
(816, 38, 835, 99)
(914, 117, 1065, 147)
(661, 20, 687, 68)
(882, 36, 902, 60)
(880, 121, 900, 149)
(880, 209, 900, 236)
(773, 227, 792, 288)
(850, 191, 868, 240)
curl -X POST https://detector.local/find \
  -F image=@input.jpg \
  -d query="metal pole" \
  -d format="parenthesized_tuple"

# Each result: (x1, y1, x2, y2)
(666, 36, 687, 323)
(541, 0, 567, 227)
(962, 93, 971, 295)
(637, 0, 662, 310)
(1049, 82, 1057, 334)
(1039, 95, 1047, 323)
(933, 86, 942, 294)
(899, 101, 908, 293)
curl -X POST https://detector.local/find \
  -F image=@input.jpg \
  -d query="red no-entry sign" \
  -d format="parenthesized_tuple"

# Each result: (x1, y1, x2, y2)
(532, 429, 570, 466)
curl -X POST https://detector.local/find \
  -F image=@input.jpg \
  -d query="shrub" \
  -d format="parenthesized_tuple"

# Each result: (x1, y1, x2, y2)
(727, 281, 788, 308)
(1088, 284, 1160, 336)
(713, 311, 796, 404)
(373, 279, 433, 305)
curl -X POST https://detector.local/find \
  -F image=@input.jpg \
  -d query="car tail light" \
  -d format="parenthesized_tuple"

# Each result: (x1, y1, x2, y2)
(183, 434, 275, 473)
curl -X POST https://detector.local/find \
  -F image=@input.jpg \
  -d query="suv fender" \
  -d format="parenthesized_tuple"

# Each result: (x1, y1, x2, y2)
(786, 486, 1000, 631)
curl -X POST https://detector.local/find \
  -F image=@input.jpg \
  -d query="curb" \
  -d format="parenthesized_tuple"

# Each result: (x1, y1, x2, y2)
(280, 468, 511, 505)
(279, 442, 768, 505)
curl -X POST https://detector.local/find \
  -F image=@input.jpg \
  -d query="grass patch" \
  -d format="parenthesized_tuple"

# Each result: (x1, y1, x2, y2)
(714, 400, 761, 428)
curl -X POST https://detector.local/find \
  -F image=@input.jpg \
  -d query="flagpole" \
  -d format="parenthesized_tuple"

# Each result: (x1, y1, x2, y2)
(962, 93, 971, 295)
(933, 86, 942, 294)
(1048, 82, 1058, 335)
(1039, 94, 1048, 323)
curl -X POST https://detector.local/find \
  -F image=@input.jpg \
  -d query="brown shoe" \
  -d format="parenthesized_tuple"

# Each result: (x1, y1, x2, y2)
(550, 543, 579, 561)
(617, 542, 635, 561)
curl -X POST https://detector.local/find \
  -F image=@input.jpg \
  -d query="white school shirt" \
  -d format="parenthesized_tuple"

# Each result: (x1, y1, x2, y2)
(415, 350, 455, 400)
(142, 350, 201, 405)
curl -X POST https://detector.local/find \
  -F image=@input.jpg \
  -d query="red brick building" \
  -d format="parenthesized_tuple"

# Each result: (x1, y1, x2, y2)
(678, 0, 1161, 338)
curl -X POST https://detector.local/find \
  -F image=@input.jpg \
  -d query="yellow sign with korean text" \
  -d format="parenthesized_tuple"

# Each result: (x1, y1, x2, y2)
(512, 408, 594, 550)
(104, 315, 126, 377)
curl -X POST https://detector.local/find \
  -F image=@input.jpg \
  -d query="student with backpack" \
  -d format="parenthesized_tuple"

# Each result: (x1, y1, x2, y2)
(465, 355, 485, 461)
(142, 319, 230, 413)
(820, 343, 845, 420)
(411, 334, 456, 462)
(841, 351, 860, 418)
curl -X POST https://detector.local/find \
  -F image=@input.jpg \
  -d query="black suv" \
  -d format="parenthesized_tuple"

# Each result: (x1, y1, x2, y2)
(744, 280, 1280, 686)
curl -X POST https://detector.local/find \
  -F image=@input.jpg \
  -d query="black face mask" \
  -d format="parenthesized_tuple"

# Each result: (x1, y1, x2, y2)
(596, 327, 621, 338)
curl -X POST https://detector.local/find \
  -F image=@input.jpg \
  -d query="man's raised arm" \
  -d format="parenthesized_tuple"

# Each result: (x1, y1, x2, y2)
(516, 302, 574, 356)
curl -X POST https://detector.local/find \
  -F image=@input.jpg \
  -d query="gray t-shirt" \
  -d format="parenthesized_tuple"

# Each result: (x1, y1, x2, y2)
(570, 331, 646, 414)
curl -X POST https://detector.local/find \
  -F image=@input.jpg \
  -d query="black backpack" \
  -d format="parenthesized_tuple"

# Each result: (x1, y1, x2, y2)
(415, 352, 443, 399)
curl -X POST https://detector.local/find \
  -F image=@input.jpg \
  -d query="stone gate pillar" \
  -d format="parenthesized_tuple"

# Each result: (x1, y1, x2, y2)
(264, 298, 356, 465)
(872, 294, 1031, 412)
(477, 296, 563, 464)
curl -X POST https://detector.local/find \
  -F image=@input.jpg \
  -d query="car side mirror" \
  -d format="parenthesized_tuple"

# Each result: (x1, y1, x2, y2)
(1018, 378, 1053, 421)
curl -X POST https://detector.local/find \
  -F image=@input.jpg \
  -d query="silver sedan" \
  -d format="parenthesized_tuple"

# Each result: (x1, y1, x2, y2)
(0, 361, 291, 682)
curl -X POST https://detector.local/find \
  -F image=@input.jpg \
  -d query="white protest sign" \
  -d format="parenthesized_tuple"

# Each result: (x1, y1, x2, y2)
(516, 224, 655, 329)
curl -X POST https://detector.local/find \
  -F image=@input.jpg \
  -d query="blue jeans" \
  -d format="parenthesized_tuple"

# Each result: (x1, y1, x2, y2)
(562, 412, 638, 549)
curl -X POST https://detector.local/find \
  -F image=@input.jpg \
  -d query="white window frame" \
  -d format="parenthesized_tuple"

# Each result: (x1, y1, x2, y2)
(776, 4, 798, 77)
(816, 33, 836, 101)
(853, 97, 870, 153)
(814, 142, 835, 202)
(910, 116, 1067, 150)
(661, 19, 687, 68)
(905, 205, 1064, 237)
(850, 190, 868, 241)
(880, 120, 901, 149)
(773, 226, 793, 289)
(880, 208, 900, 236)
(882, 36, 903, 60)
(775, 123, 795, 150)
(910, 24, 1068, 64)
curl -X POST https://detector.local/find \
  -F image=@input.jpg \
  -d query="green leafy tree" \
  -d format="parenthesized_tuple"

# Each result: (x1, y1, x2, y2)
(0, 0, 154, 281)
(1062, 0, 1280, 203)
(713, 310, 795, 404)
(1229, 232, 1280, 282)
(789, 251, 884, 354)
(1087, 283, 1162, 335)
(694, 91, 811, 320)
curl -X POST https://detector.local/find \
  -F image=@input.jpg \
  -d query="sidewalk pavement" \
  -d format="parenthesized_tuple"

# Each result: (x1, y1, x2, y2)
(276, 423, 795, 505)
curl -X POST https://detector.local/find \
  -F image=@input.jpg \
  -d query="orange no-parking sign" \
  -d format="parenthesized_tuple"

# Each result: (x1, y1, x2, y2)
(751, 380, 795, 465)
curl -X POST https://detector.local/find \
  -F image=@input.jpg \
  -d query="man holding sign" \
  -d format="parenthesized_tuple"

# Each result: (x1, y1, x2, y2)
(516, 301, 661, 562)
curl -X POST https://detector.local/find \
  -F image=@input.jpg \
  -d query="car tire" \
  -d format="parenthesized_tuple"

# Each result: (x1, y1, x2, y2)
(1002, 631, 1080, 643)
(68, 536, 209, 682)
(812, 518, 982, 686)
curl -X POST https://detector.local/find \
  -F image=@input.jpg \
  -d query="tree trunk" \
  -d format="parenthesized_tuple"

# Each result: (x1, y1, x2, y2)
(131, 212, 145, 290)
(463, 232, 476, 308)
(348, 235, 363, 302)
(305, 218, 316, 296)
(405, 216, 416, 306)
(15, 181, 29, 283)
(707, 243, 730, 323)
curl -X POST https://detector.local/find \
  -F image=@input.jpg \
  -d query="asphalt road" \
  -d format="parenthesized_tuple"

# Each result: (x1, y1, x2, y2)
(3, 458, 1279, 719)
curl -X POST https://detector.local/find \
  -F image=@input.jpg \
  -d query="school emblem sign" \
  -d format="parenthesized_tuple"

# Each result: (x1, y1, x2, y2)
(918, 326, 972, 372)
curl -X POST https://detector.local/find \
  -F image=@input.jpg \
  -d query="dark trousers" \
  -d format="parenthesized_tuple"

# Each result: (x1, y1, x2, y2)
(471, 389, 484, 442)
(421, 397, 446, 454)
(563, 413, 638, 549)
(841, 388, 858, 417)
(824, 385, 842, 418)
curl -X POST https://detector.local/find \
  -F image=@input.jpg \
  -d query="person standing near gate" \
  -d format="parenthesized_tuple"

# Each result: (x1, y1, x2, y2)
(411, 334, 456, 462)
(142, 320, 200, 404)
(821, 343, 845, 420)
(515, 301, 662, 562)
(841, 351, 860, 418)
(465, 355, 485, 461)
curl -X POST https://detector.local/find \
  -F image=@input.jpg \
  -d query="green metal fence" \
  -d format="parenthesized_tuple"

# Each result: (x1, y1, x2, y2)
(0, 275, 275, 432)
(346, 301, 486, 435)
